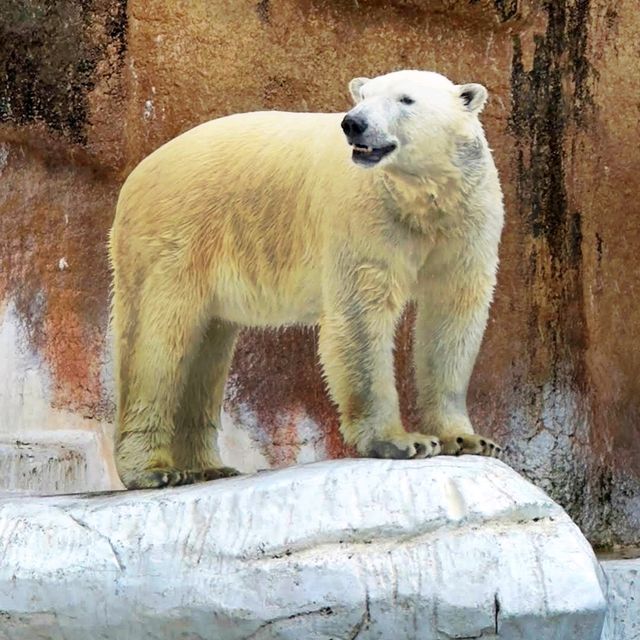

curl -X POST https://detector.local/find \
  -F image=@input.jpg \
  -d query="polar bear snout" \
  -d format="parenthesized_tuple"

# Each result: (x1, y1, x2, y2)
(341, 113, 368, 138)
(342, 113, 398, 168)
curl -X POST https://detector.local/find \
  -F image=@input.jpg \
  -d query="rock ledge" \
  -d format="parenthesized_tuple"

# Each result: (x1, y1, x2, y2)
(0, 457, 606, 639)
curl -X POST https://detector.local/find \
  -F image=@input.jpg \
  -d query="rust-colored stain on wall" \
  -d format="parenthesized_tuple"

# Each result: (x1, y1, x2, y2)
(0, 147, 117, 418)
(0, 0, 639, 546)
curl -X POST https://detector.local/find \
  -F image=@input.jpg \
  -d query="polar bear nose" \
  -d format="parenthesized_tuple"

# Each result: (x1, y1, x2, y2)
(341, 114, 368, 138)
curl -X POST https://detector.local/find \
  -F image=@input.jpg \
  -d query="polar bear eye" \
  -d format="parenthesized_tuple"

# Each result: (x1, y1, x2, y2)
(399, 96, 415, 105)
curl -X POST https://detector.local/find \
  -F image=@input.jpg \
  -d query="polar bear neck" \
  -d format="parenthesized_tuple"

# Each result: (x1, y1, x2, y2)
(379, 162, 474, 237)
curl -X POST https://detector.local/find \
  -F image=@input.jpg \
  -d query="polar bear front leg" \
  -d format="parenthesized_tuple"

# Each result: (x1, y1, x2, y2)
(414, 248, 502, 458)
(318, 260, 440, 459)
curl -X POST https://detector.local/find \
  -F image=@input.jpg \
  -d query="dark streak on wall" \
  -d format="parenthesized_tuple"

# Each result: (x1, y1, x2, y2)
(468, 0, 520, 22)
(0, 0, 127, 144)
(256, 0, 271, 24)
(493, 0, 519, 21)
(507, 0, 598, 531)
(509, 0, 593, 262)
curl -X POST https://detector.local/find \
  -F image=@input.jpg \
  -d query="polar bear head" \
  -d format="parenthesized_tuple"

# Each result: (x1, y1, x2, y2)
(341, 70, 488, 174)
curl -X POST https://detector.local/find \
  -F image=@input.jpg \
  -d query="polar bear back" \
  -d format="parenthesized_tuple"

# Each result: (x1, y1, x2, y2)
(112, 112, 375, 327)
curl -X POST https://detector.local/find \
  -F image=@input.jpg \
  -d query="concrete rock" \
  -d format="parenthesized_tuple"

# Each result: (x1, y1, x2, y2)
(0, 458, 605, 640)
(600, 558, 640, 640)
(0, 430, 114, 494)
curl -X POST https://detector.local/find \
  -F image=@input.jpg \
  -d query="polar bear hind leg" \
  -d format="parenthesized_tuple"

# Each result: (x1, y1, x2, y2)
(114, 272, 238, 489)
(172, 319, 240, 479)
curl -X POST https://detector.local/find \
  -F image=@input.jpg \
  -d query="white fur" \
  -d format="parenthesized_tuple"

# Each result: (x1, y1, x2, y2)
(109, 70, 505, 488)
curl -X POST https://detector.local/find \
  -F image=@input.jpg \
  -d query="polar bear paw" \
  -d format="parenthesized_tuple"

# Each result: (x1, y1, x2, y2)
(122, 466, 240, 489)
(439, 434, 502, 457)
(200, 466, 242, 481)
(364, 432, 441, 459)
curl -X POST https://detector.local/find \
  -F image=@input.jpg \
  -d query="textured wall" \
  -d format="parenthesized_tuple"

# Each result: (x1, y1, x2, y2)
(0, 0, 638, 546)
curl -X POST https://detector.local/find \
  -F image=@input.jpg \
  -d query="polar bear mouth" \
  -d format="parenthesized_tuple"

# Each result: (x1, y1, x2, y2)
(350, 143, 397, 166)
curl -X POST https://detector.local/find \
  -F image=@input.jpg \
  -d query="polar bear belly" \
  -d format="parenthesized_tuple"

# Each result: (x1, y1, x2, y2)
(212, 264, 324, 328)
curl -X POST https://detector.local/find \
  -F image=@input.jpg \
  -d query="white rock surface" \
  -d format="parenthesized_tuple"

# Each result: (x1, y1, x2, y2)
(0, 430, 115, 494)
(600, 558, 640, 640)
(0, 457, 606, 640)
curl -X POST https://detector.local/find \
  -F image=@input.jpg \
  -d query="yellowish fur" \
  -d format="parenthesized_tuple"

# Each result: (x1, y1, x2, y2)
(110, 71, 504, 489)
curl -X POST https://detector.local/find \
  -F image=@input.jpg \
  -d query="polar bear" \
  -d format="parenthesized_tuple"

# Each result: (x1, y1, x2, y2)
(109, 70, 504, 489)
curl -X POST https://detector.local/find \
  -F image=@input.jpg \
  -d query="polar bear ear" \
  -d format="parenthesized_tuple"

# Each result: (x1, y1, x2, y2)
(457, 83, 488, 114)
(349, 77, 370, 103)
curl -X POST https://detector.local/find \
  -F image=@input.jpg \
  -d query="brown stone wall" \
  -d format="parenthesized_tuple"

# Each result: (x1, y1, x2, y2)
(0, 0, 638, 546)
